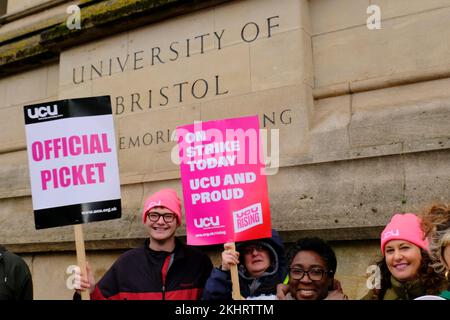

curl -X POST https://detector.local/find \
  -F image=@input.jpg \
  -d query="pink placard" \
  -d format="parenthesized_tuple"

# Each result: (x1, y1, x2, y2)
(177, 115, 271, 245)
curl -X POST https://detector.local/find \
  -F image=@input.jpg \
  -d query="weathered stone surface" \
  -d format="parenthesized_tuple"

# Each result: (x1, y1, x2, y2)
(31, 250, 122, 300)
(2, 65, 48, 108)
(299, 0, 311, 35)
(268, 155, 406, 232)
(58, 80, 93, 100)
(313, 82, 349, 99)
(403, 149, 450, 209)
(374, 0, 450, 20)
(350, 96, 450, 148)
(404, 137, 450, 154)
(346, 77, 450, 150)
(310, 95, 351, 155)
(58, 0, 309, 120)
(117, 104, 199, 185)
(0, 196, 37, 245)
(59, 33, 129, 88)
(310, 0, 369, 35)
(0, 105, 27, 152)
(60, 42, 253, 117)
(46, 63, 59, 97)
(200, 84, 312, 161)
(313, 7, 450, 88)
(0, 3, 68, 40)
(0, 63, 58, 152)
(331, 240, 380, 300)
(128, 6, 215, 58)
(0, 98, 59, 153)
(251, 29, 313, 90)
(0, 77, 5, 106)
(214, 0, 306, 46)
(1, 0, 234, 75)
(0, 150, 30, 199)
(6, 0, 46, 15)
(352, 77, 450, 110)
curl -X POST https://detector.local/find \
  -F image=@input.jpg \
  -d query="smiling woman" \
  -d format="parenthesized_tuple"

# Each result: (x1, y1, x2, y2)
(361, 213, 446, 300)
(384, 240, 422, 282)
(284, 237, 346, 300)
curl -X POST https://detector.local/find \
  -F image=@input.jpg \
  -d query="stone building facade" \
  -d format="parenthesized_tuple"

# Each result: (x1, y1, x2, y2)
(1, 0, 450, 299)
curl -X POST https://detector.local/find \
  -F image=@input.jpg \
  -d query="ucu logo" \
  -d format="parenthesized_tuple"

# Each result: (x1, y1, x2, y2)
(194, 216, 220, 228)
(382, 229, 400, 240)
(147, 200, 161, 208)
(27, 105, 58, 119)
(235, 206, 259, 218)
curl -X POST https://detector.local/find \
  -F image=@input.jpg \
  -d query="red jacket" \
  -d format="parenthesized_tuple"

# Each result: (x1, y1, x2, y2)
(91, 239, 212, 300)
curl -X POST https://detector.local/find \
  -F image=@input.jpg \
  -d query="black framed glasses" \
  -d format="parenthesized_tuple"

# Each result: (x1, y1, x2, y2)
(146, 212, 176, 223)
(242, 244, 265, 254)
(289, 267, 330, 281)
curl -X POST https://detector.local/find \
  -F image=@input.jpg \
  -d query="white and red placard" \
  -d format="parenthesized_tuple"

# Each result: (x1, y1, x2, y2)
(24, 96, 121, 229)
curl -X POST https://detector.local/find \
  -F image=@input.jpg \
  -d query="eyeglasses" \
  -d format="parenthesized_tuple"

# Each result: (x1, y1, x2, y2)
(146, 212, 176, 223)
(242, 244, 265, 255)
(289, 267, 330, 281)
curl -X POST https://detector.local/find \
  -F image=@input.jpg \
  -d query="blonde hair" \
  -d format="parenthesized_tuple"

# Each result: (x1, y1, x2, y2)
(421, 204, 450, 274)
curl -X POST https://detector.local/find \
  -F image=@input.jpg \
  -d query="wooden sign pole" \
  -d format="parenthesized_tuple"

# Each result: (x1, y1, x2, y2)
(74, 224, 90, 300)
(229, 242, 243, 300)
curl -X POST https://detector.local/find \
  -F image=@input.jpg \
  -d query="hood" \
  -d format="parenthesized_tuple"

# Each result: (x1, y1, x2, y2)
(0, 245, 5, 262)
(236, 229, 287, 281)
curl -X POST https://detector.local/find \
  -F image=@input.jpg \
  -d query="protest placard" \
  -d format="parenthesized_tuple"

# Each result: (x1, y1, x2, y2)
(177, 115, 271, 246)
(24, 96, 121, 229)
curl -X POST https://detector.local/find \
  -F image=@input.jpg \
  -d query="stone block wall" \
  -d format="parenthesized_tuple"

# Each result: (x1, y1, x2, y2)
(0, 0, 449, 299)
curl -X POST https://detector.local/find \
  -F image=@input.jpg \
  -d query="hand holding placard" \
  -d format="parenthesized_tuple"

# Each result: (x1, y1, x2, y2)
(226, 243, 244, 300)
(74, 224, 90, 300)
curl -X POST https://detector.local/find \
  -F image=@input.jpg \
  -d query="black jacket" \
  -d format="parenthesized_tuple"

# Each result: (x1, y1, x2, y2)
(89, 238, 213, 300)
(0, 246, 33, 300)
(202, 229, 287, 300)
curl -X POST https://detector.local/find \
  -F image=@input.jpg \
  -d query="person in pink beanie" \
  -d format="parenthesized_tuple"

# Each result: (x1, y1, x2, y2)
(142, 189, 182, 225)
(361, 212, 446, 300)
(76, 188, 213, 300)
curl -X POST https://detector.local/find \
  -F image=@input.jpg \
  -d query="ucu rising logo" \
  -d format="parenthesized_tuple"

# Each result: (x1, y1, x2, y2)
(382, 229, 400, 240)
(233, 203, 263, 233)
(27, 105, 58, 119)
(194, 216, 220, 228)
